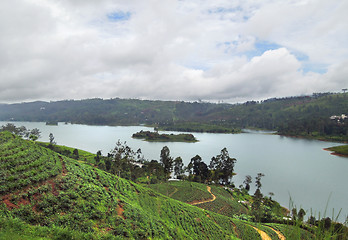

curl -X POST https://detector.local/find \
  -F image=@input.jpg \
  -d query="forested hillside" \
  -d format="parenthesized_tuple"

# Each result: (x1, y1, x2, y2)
(0, 92, 347, 140)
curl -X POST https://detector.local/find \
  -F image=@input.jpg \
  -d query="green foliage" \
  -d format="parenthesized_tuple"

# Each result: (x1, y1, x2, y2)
(0, 132, 61, 195)
(200, 185, 249, 217)
(133, 130, 198, 142)
(159, 121, 240, 133)
(1, 132, 241, 239)
(148, 181, 212, 203)
(266, 223, 316, 240)
(1, 92, 347, 140)
(209, 148, 236, 185)
(0, 123, 41, 141)
(160, 146, 173, 178)
(326, 145, 348, 156)
(1, 131, 345, 239)
(38, 142, 95, 163)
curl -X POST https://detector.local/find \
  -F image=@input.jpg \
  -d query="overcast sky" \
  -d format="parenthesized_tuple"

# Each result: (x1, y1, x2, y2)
(1, 0, 347, 103)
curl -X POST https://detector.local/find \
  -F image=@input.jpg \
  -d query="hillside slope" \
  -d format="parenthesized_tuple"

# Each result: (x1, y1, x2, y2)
(0, 132, 249, 239)
(4, 132, 347, 239)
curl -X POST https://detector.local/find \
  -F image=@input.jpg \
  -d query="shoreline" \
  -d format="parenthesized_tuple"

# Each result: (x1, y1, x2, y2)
(323, 148, 348, 158)
(277, 133, 348, 144)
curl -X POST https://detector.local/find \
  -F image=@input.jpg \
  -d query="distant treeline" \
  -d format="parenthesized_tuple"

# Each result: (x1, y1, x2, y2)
(0, 92, 347, 140)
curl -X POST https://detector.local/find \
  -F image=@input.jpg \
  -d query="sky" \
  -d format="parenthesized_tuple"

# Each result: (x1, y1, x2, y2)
(0, 0, 347, 103)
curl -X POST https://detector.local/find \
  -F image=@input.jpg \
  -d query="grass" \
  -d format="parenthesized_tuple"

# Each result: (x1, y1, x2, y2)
(148, 181, 212, 203)
(37, 142, 96, 163)
(326, 145, 348, 156)
(198, 185, 249, 218)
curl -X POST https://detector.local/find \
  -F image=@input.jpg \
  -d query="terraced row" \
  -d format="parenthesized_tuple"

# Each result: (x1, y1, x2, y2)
(0, 132, 62, 195)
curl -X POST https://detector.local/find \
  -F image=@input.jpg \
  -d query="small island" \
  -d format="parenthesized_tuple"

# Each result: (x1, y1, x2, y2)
(46, 121, 58, 126)
(132, 130, 198, 142)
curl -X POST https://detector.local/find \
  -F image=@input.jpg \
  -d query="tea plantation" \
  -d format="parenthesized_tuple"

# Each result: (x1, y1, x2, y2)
(1, 131, 346, 239)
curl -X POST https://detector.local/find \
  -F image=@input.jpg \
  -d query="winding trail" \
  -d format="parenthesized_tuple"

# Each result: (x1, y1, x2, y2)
(190, 186, 216, 206)
(169, 187, 178, 197)
(249, 225, 272, 240)
(267, 226, 286, 240)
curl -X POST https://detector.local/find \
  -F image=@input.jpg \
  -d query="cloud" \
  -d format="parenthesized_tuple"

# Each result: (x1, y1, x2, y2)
(0, 0, 347, 103)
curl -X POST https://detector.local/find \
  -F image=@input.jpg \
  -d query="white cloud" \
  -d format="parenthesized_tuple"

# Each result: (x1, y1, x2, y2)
(0, 0, 347, 103)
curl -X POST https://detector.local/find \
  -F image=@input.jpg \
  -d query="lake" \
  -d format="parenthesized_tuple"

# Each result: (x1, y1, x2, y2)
(1, 121, 347, 222)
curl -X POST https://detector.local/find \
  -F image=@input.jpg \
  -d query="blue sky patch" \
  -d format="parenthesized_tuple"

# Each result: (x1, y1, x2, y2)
(208, 6, 242, 14)
(301, 63, 327, 74)
(237, 40, 282, 59)
(107, 11, 131, 22)
(254, 41, 282, 54)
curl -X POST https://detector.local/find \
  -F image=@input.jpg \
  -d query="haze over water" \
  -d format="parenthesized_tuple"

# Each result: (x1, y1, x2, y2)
(2, 121, 347, 222)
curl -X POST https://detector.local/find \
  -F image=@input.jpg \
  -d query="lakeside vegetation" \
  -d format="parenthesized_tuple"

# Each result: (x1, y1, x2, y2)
(325, 145, 348, 157)
(132, 130, 198, 142)
(157, 121, 241, 133)
(0, 92, 347, 141)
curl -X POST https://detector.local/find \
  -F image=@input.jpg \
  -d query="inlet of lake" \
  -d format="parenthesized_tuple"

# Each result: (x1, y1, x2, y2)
(2, 121, 347, 222)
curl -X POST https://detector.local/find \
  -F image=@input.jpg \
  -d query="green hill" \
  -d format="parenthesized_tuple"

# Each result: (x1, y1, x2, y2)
(1, 132, 347, 239)
(0, 132, 249, 239)
(0, 92, 347, 140)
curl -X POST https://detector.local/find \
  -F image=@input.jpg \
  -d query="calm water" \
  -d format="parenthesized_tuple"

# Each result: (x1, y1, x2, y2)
(2, 121, 347, 222)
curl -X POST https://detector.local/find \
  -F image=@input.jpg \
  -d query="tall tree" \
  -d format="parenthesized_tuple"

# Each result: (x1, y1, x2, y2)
(29, 128, 41, 141)
(160, 146, 173, 179)
(255, 173, 265, 190)
(95, 150, 102, 164)
(243, 175, 252, 192)
(190, 155, 210, 182)
(209, 148, 236, 185)
(109, 140, 138, 179)
(252, 172, 265, 222)
(173, 157, 184, 179)
(73, 148, 79, 159)
(49, 133, 56, 146)
(298, 208, 306, 222)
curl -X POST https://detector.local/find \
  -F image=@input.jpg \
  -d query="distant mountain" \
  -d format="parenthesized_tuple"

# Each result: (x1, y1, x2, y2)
(0, 92, 347, 140)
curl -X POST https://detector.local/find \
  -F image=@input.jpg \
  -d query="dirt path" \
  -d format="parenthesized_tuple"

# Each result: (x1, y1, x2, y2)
(169, 187, 178, 197)
(190, 186, 216, 206)
(58, 156, 67, 176)
(250, 225, 272, 240)
(267, 226, 286, 240)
